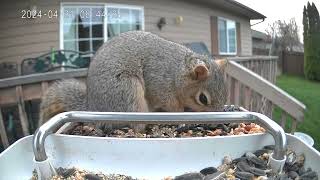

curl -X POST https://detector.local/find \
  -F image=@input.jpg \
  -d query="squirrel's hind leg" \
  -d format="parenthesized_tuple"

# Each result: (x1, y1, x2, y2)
(93, 75, 148, 133)
(39, 79, 87, 127)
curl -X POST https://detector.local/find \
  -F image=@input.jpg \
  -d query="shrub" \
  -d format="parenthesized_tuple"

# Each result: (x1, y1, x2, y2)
(303, 2, 320, 81)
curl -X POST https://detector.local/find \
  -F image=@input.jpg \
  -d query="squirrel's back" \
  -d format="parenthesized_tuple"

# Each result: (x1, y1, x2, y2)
(87, 31, 227, 113)
(87, 31, 194, 112)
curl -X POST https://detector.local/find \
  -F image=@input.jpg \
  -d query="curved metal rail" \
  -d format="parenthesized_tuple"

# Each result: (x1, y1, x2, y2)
(33, 111, 286, 162)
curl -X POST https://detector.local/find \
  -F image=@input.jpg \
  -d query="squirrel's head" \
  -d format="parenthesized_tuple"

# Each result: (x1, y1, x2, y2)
(177, 54, 228, 112)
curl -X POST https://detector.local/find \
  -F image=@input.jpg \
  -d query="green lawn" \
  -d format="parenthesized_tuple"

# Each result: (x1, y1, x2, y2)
(272, 74, 320, 150)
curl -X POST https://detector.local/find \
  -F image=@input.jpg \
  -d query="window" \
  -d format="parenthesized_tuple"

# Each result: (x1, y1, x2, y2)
(61, 3, 144, 58)
(107, 6, 143, 39)
(218, 18, 236, 55)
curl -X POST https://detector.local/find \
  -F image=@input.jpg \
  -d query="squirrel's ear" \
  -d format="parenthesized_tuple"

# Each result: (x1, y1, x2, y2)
(215, 59, 228, 71)
(192, 64, 209, 80)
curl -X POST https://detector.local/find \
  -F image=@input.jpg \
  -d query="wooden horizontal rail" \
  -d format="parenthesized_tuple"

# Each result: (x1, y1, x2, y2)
(0, 68, 87, 89)
(0, 69, 87, 105)
(0, 57, 277, 89)
(228, 56, 278, 62)
(226, 60, 306, 122)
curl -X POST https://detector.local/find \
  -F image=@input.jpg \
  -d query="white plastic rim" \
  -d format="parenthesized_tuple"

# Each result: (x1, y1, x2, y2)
(294, 132, 314, 147)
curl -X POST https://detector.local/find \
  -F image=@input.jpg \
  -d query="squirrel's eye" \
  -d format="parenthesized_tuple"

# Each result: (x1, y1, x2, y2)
(199, 93, 208, 105)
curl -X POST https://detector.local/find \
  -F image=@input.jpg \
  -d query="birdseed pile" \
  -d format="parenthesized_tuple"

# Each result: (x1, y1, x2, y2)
(63, 106, 266, 138)
(30, 146, 318, 180)
(65, 122, 266, 138)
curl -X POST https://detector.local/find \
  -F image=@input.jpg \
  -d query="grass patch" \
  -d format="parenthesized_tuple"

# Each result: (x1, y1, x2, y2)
(273, 74, 320, 150)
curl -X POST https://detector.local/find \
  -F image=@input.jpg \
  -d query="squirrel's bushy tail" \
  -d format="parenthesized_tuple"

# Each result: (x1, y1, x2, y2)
(39, 79, 87, 126)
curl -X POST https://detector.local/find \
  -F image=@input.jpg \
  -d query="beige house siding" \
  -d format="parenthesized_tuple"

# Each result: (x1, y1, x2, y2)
(240, 20, 253, 56)
(0, 0, 252, 65)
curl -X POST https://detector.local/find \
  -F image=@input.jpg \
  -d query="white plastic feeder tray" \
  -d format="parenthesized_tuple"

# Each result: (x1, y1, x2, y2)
(0, 111, 319, 180)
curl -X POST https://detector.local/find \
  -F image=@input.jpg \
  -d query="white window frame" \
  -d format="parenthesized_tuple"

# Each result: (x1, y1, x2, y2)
(59, 2, 145, 51)
(218, 17, 237, 55)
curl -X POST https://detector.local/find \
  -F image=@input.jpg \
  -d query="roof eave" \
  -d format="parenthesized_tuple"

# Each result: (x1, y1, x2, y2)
(186, 0, 266, 20)
(226, 0, 266, 20)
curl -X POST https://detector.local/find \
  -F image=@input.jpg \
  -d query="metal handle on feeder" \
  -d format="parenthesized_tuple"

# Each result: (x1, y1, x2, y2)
(34, 111, 286, 161)
(33, 111, 287, 178)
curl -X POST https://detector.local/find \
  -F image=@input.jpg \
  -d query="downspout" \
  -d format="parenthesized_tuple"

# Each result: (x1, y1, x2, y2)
(250, 18, 266, 55)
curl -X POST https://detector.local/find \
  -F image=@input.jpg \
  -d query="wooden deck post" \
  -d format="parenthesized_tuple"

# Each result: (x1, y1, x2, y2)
(291, 120, 297, 134)
(41, 82, 49, 95)
(226, 75, 232, 105)
(280, 111, 287, 130)
(234, 80, 240, 105)
(16, 86, 30, 136)
(0, 108, 9, 148)
(243, 86, 251, 110)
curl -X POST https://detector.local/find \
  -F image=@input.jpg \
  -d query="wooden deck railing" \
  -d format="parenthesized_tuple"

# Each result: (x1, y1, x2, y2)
(230, 56, 278, 84)
(226, 56, 278, 118)
(226, 57, 306, 133)
(0, 69, 87, 150)
(0, 56, 306, 150)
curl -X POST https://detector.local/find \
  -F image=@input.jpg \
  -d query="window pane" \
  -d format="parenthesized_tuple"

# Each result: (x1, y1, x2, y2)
(79, 40, 90, 52)
(92, 24, 103, 38)
(218, 19, 227, 53)
(91, 8, 104, 23)
(120, 24, 131, 33)
(119, 9, 130, 23)
(63, 7, 77, 24)
(107, 8, 120, 23)
(63, 24, 77, 40)
(131, 9, 142, 24)
(93, 40, 104, 51)
(78, 23, 90, 39)
(227, 21, 236, 53)
(78, 8, 91, 23)
(64, 41, 77, 51)
(108, 23, 119, 38)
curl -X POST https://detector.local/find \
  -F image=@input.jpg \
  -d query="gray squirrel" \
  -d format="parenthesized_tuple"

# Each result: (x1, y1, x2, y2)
(39, 31, 228, 129)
